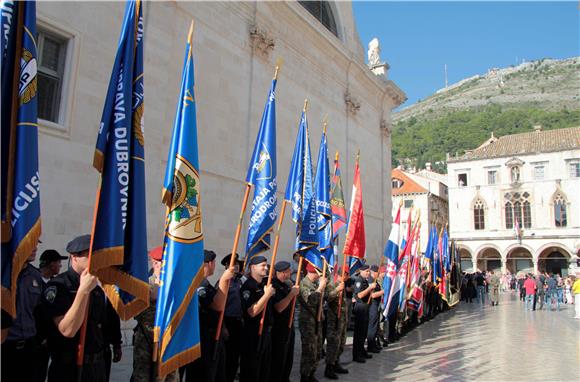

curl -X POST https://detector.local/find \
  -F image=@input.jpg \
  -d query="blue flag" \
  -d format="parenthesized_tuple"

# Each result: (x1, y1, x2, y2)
(155, 24, 203, 377)
(349, 256, 365, 275)
(90, 0, 148, 320)
(442, 228, 450, 273)
(1, 0, 41, 317)
(285, 109, 321, 269)
(315, 128, 333, 268)
(244, 79, 277, 264)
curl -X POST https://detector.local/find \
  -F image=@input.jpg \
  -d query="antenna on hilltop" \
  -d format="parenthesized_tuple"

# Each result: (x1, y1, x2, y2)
(444, 64, 448, 88)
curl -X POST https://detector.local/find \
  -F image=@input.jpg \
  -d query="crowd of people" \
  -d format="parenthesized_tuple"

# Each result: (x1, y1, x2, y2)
(459, 269, 580, 318)
(1, 233, 461, 382)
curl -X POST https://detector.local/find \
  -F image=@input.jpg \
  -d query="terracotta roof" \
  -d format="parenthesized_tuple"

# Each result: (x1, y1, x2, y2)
(391, 169, 427, 195)
(449, 126, 580, 162)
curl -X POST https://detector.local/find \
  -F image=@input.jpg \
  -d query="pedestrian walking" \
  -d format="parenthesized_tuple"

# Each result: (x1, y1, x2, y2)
(523, 274, 536, 311)
(489, 270, 500, 306)
(572, 274, 580, 319)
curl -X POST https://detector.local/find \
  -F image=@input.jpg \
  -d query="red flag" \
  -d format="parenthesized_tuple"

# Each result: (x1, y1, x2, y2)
(343, 159, 365, 259)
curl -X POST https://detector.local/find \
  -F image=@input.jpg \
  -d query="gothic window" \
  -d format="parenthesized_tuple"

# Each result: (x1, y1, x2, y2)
(504, 191, 532, 229)
(473, 199, 485, 230)
(299, 1, 339, 37)
(554, 193, 567, 227)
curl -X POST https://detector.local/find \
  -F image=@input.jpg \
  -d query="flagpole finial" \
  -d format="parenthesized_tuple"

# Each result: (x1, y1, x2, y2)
(187, 20, 195, 44)
(399, 199, 404, 207)
(356, 149, 360, 162)
(335, 151, 339, 161)
(322, 114, 328, 134)
(303, 99, 308, 112)
(274, 58, 283, 80)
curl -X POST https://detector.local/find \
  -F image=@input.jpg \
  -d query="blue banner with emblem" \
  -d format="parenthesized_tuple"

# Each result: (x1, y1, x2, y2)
(154, 23, 204, 377)
(1, 0, 41, 317)
(244, 78, 278, 263)
(314, 128, 333, 268)
(90, 0, 148, 320)
(284, 109, 322, 269)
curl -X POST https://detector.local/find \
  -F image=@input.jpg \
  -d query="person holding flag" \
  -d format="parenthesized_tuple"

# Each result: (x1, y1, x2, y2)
(238, 68, 279, 382)
(381, 203, 401, 343)
(1, 1, 44, 380)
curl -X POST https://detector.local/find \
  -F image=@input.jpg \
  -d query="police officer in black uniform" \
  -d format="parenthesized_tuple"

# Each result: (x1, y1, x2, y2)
(366, 265, 384, 353)
(270, 260, 300, 382)
(351, 264, 375, 363)
(41, 234, 113, 382)
(182, 249, 234, 382)
(240, 255, 275, 382)
(221, 253, 244, 382)
(1, 240, 46, 382)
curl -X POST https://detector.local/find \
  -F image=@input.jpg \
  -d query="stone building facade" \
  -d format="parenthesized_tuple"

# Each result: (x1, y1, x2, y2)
(447, 126, 580, 275)
(33, 1, 405, 264)
(391, 167, 448, 253)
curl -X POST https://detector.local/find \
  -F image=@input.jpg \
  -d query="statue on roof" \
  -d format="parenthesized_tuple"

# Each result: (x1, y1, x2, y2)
(368, 37, 381, 66)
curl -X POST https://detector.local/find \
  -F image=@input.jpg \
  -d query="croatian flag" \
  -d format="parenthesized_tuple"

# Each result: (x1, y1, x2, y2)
(382, 205, 401, 316)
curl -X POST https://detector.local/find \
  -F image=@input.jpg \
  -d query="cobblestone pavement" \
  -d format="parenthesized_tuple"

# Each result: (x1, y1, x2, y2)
(112, 292, 579, 381)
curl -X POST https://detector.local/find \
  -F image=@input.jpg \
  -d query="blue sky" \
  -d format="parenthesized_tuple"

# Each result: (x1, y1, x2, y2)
(352, 1, 580, 109)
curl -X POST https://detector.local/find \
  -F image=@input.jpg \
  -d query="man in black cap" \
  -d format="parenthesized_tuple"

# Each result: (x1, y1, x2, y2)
(270, 260, 299, 382)
(351, 264, 375, 363)
(240, 255, 275, 382)
(39, 249, 68, 283)
(40, 234, 119, 382)
(221, 253, 244, 382)
(1, 239, 46, 382)
(182, 249, 235, 382)
(366, 265, 384, 353)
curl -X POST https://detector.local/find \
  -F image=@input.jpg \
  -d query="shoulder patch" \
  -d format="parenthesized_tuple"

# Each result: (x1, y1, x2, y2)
(243, 290, 251, 301)
(45, 286, 57, 304)
(197, 287, 206, 298)
(356, 282, 361, 289)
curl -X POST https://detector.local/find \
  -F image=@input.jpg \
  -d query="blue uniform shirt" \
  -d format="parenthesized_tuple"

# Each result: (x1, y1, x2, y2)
(6, 263, 44, 340)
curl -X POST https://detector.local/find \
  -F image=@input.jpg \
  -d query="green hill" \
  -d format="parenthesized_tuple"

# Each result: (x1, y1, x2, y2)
(391, 57, 580, 171)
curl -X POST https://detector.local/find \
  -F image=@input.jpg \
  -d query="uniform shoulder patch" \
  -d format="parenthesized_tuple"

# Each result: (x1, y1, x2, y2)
(356, 282, 361, 289)
(243, 290, 251, 301)
(197, 287, 206, 298)
(45, 286, 57, 304)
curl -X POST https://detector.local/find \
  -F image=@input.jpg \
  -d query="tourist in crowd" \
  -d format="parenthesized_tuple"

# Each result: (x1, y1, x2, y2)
(475, 272, 486, 305)
(523, 274, 536, 311)
(545, 273, 559, 311)
(573, 274, 580, 319)
(533, 274, 545, 311)
(564, 277, 573, 304)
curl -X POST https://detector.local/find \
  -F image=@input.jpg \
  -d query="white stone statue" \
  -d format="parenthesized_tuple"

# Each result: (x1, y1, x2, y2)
(368, 38, 381, 66)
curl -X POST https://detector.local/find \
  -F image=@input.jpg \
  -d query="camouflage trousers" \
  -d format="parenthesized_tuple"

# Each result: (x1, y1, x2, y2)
(325, 311, 346, 366)
(132, 327, 179, 382)
(299, 318, 321, 377)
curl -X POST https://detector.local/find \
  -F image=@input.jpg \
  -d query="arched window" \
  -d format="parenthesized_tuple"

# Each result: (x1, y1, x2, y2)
(473, 199, 485, 230)
(505, 201, 513, 229)
(299, 1, 339, 38)
(554, 193, 567, 227)
(505, 192, 532, 229)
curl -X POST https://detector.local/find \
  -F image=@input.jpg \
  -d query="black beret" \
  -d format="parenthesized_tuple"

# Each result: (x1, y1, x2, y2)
(66, 234, 91, 255)
(204, 249, 217, 263)
(39, 250, 67, 267)
(370, 265, 379, 272)
(359, 264, 370, 271)
(274, 261, 291, 272)
(221, 253, 240, 267)
(249, 255, 267, 266)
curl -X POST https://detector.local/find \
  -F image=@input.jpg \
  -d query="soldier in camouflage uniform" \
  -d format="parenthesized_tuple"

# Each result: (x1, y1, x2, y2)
(132, 247, 179, 382)
(298, 262, 327, 382)
(324, 273, 348, 379)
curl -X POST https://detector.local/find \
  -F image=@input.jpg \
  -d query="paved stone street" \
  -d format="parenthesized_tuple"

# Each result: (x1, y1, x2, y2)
(112, 292, 579, 381)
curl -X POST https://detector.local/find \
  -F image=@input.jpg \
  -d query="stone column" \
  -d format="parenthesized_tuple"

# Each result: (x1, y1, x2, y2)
(501, 258, 507, 274)
(533, 259, 539, 274)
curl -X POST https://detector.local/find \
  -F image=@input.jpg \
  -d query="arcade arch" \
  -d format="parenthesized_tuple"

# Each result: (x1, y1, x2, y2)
(537, 244, 571, 276)
(476, 246, 501, 272)
(505, 246, 534, 274)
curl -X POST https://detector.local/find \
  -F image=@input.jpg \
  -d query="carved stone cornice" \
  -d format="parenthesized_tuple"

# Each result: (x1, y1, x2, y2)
(344, 91, 360, 116)
(249, 25, 275, 58)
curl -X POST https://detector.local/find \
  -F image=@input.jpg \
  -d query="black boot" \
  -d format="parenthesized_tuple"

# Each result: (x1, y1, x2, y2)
(324, 365, 339, 380)
(310, 372, 320, 382)
(334, 363, 349, 374)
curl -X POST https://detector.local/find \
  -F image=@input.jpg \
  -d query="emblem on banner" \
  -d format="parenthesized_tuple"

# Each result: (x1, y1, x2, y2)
(19, 49, 37, 105)
(168, 156, 203, 243)
(253, 145, 272, 181)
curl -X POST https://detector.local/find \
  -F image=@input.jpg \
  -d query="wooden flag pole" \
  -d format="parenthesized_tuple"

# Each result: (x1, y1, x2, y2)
(287, 256, 303, 328)
(258, 200, 288, 336)
(215, 183, 251, 346)
(317, 258, 328, 321)
(76, 181, 102, 381)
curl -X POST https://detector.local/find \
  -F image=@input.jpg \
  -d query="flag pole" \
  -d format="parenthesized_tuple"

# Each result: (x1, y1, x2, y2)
(287, 256, 303, 328)
(337, 150, 359, 318)
(76, 181, 102, 381)
(216, 63, 280, 348)
(317, 258, 328, 321)
(258, 199, 287, 335)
